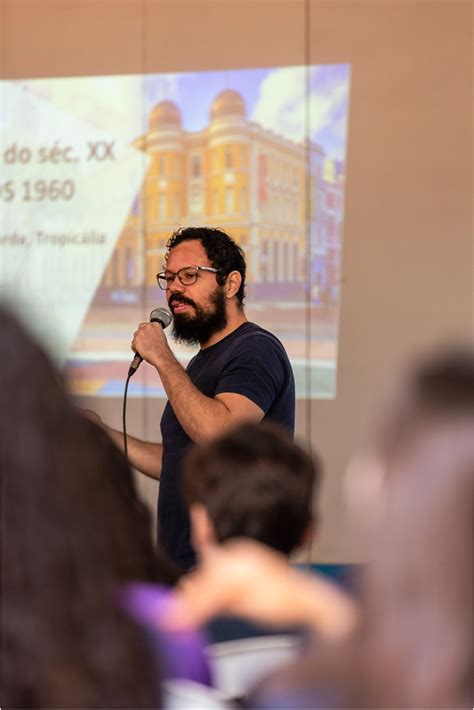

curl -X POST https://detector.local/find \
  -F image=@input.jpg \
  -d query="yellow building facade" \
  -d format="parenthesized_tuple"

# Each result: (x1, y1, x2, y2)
(103, 90, 308, 292)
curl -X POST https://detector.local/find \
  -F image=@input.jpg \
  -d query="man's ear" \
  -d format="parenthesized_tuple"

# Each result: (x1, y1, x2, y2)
(190, 503, 217, 552)
(224, 270, 242, 300)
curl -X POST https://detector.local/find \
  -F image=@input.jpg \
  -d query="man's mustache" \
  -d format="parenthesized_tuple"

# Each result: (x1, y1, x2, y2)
(168, 294, 197, 309)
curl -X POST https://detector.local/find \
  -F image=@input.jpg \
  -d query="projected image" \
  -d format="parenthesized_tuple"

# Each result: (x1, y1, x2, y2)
(0, 65, 350, 398)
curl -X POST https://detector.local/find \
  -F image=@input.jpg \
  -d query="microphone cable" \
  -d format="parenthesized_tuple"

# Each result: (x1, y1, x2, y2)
(122, 307, 172, 464)
(122, 372, 132, 462)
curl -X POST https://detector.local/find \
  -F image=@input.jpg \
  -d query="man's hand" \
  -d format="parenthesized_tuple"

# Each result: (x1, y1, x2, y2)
(132, 321, 171, 368)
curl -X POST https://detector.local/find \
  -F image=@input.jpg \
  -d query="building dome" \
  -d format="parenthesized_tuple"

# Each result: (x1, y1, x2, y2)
(149, 100, 182, 130)
(210, 90, 246, 121)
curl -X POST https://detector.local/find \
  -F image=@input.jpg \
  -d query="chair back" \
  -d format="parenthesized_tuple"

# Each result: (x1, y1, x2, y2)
(206, 634, 302, 699)
(162, 679, 235, 709)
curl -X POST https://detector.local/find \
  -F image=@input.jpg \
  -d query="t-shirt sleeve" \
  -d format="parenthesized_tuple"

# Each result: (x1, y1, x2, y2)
(214, 334, 287, 414)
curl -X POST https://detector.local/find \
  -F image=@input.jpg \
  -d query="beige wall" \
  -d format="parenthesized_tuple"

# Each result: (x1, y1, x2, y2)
(2, 0, 472, 561)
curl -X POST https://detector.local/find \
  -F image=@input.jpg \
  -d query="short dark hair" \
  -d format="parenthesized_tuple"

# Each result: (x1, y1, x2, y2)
(165, 227, 246, 306)
(183, 421, 321, 554)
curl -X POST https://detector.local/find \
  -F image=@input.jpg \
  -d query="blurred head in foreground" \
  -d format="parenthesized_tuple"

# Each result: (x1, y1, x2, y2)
(361, 346, 474, 708)
(0, 304, 176, 708)
(263, 347, 474, 709)
(183, 420, 321, 557)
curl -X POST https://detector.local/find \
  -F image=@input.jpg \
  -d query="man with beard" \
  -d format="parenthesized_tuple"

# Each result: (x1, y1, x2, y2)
(94, 227, 295, 570)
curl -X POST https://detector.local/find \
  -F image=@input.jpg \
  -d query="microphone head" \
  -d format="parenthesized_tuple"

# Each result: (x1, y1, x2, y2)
(150, 307, 172, 328)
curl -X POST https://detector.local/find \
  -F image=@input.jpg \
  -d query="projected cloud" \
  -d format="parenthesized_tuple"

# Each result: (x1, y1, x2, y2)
(0, 64, 350, 397)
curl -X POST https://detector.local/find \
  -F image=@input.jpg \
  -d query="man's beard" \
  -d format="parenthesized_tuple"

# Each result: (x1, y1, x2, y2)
(169, 286, 228, 346)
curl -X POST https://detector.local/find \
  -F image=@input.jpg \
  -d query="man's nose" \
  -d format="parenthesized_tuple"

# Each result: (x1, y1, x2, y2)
(168, 276, 185, 294)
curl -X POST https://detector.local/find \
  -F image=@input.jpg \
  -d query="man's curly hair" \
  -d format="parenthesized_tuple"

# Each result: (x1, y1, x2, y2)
(165, 227, 246, 307)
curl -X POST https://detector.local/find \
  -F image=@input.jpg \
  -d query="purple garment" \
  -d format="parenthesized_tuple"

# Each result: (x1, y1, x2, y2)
(121, 583, 213, 686)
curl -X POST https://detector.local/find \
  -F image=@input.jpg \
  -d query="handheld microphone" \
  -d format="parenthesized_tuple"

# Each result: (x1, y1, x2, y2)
(128, 307, 172, 377)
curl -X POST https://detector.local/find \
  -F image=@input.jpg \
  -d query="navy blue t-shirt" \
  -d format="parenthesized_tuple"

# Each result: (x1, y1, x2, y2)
(158, 322, 295, 570)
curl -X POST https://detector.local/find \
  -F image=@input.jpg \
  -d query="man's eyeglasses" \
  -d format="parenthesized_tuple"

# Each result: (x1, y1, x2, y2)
(156, 265, 219, 290)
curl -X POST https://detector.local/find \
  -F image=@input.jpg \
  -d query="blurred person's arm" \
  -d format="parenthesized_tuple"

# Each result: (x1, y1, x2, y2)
(82, 409, 162, 480)
(163, 539, 358, 641)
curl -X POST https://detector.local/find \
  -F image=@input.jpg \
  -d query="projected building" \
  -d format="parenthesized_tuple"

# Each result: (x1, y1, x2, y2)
(102, 90, 342, 301)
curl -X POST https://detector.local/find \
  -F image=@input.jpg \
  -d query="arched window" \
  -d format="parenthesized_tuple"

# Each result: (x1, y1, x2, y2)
(273, 240, 279, 282)
(191, 154, 201, 178)
(240, 187, 248, 213)
(225, 188, 234, 214)
(283, 242, 288, 281)
(261, 239, 268, 283)
(159, 154, 166, 177)
(158, 193, 167, 218)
